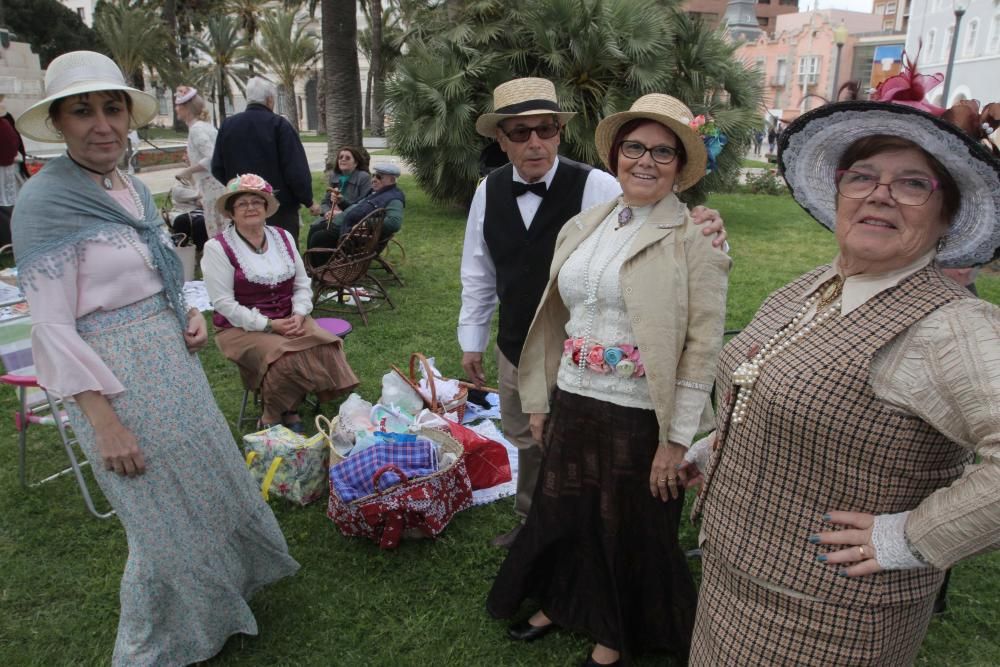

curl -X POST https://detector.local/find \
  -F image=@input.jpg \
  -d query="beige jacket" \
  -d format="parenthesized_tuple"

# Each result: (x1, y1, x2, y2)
(518, 194, 732, 438)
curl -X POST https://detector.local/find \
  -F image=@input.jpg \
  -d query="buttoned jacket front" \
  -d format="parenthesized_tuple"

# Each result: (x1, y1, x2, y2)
(518, 194, 731, 439)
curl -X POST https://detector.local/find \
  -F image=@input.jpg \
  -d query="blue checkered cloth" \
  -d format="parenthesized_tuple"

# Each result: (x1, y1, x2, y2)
(330, 433, 439, 502)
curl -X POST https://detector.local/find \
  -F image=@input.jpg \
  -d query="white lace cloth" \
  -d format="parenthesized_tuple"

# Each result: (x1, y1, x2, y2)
(872, 511, 927, 570)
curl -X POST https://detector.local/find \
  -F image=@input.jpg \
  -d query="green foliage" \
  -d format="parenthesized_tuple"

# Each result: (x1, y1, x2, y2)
(2, 0, 105, 68)
(189, 15, 254, 121)
(251, 9, 320, 131)
(743, 169, 785, 196)
(386, 0, 764, 206)
(94, 0, 176, 86)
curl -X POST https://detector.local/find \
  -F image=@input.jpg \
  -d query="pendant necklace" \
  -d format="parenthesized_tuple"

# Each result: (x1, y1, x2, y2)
(67, 152, 116, 190)
(615, 198, 634, 230)
(235, 227, 267, 254)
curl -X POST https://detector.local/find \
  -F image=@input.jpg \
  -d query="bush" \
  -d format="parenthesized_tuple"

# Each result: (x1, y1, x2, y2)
(743, 169, 785, 196)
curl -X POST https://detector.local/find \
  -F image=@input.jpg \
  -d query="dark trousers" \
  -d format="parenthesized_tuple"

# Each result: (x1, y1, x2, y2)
(0, 205, 12, 248)
(268, 205, 301, 243)
(306, 219, 342, 266)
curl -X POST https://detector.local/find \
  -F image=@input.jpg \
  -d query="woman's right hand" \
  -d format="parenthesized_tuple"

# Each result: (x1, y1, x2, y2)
(271, 315, 306, 338)
(95, 420, 146, 477)
(529, 413, 547, 444)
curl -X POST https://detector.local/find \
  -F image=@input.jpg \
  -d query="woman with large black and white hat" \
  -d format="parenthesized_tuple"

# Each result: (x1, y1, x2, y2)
(682, 81, 1000, 664)
(12, 51, 298, 666)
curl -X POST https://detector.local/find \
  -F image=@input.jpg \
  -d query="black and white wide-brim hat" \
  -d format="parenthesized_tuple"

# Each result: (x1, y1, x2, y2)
(778, 101, 1000, 268)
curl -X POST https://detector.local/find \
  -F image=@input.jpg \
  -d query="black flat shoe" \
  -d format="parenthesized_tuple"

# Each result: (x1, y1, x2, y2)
(581, 657, 620, 667)
(507, 619, 555, 642)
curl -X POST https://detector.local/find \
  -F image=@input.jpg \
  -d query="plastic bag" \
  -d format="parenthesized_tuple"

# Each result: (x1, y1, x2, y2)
(370, 403, 415, 434)
(380, 370, 425, 413)
(338, 393, 374, 440)
(440, 418, 511, 490)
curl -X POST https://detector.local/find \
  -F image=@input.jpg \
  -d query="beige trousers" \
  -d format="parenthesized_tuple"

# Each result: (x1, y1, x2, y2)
(496, 347, 544, 519)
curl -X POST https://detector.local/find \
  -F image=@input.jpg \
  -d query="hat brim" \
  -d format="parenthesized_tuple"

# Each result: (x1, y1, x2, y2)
(594, 111, 708, 192)
(215, 188, 281, 219)
(16, 82, 159, 143)
(778, 101, 1000, 268)
(475, 110, 577, 138)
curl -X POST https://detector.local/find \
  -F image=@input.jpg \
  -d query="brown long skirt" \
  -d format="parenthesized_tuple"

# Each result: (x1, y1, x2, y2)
(486, 389, 697, 664)
(215, 316, 358, 415)
(690, 543, 936, 666)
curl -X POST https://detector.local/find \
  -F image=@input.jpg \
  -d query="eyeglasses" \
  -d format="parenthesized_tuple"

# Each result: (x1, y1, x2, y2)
(233, 198, 267, 211)
(835, 170, 940, 206)
(372, 174, 383, 181)
(499, 123, 561, 143)
(619, 140, 679, 165)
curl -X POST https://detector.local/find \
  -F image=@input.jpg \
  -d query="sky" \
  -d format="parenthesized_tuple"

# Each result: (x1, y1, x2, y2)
(799, 0, 876, 11)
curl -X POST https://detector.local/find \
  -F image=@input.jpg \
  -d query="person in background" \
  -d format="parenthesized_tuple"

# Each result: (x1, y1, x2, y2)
(324, 145, 372, 214)
(12, 51, 298, 666)
(306, 162, 405, 255)
(211, 76, 320, 240)
(767, 125, 777, 154)
(173, 85, 227, 238)
(0, 95, 29, 248)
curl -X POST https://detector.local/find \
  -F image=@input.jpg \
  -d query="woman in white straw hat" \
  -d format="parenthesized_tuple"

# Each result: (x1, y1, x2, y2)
(487, 94, 731, 666)
(173, 85, 227, 238)
(681, 77, 1000, 664)
(12, 51, 298, 666)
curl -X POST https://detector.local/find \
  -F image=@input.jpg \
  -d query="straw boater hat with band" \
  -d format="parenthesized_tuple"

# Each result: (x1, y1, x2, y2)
(475, 78, 576, 138)
(216, 174, 280, 218)
(594, 93, 708, 193)
(778, 100, 1000, 268)
(16, 51, 158, 143)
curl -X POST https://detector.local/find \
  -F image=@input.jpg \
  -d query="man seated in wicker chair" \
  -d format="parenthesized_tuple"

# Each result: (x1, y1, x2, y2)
(306, 163, 405, 263)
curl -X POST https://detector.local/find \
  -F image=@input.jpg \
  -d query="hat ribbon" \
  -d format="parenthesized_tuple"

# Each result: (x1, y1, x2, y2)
(494, 99, 562, 115)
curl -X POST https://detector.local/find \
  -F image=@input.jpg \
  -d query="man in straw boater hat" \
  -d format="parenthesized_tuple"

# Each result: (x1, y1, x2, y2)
(458, 78, 727, 548)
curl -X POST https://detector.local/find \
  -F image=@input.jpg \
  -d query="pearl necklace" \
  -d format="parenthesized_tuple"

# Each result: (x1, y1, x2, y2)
(729, 292, 842, 426)
(574, 204, 646, 387)
(115, 171, 155, 271)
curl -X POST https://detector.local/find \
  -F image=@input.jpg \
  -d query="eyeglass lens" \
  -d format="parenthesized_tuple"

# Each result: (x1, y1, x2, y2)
(620, 140, 678, 165)
(836, 170, 936, 206)
(502, 123, 560, 143)
(235, 198, 266, 210)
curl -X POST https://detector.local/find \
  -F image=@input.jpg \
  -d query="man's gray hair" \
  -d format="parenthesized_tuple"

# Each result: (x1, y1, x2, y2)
(245, 77, 277, 104)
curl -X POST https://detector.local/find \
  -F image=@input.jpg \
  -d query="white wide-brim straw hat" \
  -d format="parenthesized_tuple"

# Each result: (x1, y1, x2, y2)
(16, 51, 159, 143)
(778, 100, 1000, 268)
(216, 174, 281, 218)
(594, 94, 708, 193)
(475, 78, 577, 138)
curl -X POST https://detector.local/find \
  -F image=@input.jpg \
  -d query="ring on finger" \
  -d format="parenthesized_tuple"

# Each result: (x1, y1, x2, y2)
(858, 545, 866, 560)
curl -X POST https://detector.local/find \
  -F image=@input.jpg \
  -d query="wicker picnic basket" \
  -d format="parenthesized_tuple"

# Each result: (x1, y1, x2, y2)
(391, 352, 469, 422)
(315, 415, 351, 466)
(326, 427, 473, 549)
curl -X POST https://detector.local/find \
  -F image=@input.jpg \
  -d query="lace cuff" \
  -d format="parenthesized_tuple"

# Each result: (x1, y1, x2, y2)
(683, 432, 714, 473)
(871, 511, 930, 570)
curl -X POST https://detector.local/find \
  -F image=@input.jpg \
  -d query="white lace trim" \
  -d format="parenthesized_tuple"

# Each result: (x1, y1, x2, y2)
(684, 432, 713, 473)
(782, 108, 1000, 268)
(871, 511, 930, 570)
(677, 378, 713, 392)
(222, 225, 296, 286)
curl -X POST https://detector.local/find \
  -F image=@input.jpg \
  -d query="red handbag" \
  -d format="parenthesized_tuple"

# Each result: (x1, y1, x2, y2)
(327, 429, 473, 549)
(441, 418, 512, 490)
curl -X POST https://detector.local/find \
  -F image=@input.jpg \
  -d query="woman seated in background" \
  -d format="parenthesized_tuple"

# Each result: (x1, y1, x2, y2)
(487, 94, 732, 667)
(202, 174, 359, 432)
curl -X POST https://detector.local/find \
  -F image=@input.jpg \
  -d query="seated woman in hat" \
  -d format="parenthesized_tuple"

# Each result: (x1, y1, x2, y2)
(487, 94, 731, 667)
(681, 73, 1000, 665)
(202, 174, 359, 431)
(11, 51, 299, 665)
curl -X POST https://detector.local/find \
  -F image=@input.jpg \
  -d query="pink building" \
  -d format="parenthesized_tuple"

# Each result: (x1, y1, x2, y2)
(736, 10, 886, 126)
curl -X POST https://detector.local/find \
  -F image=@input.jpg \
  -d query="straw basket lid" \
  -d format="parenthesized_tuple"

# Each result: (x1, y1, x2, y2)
(16, 51, 158, 143)
(594, 94, 708, 193)
(475, 77, 577, 137)
(215, 174, 281, 218)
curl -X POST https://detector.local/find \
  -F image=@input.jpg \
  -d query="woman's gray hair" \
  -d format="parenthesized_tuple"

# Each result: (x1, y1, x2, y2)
(245, 77, 276, 104)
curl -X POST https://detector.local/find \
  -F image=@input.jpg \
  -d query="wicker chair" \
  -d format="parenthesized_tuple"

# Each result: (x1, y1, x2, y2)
(369, 233, 406, 286)
(303, 208, 394, 326)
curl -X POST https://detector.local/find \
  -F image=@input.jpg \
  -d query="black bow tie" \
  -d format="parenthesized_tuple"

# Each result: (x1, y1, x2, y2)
(512, 181, 547, 198)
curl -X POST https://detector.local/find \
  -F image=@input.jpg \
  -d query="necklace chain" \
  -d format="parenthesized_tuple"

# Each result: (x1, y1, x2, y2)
(234, 226, 267, 254)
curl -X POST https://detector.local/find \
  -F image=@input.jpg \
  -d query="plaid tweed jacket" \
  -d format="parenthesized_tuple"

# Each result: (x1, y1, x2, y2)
(695, 263, 974, 606)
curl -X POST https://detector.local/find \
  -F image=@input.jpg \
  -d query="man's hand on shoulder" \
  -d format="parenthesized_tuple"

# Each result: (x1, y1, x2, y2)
(690, 205, 727, 248)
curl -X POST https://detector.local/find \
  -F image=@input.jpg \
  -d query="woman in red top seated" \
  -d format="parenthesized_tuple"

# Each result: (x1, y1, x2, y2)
(202, 174, 359, 431)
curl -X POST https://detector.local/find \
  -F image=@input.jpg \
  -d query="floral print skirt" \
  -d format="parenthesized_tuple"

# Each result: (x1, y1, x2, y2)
(66, 293, 300, 666)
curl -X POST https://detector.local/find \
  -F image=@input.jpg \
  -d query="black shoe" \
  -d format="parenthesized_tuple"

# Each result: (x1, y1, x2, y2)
(507, 619, 554, 642)
(581, 657, 620, 667)
(490, 524, 522, 549)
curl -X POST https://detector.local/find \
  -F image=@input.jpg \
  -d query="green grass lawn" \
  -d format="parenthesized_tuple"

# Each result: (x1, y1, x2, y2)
(1, 179, 998, 665)
(741, 158, 771, 169)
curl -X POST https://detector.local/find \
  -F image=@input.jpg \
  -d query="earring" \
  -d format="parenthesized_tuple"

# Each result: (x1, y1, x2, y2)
(936, 237, 947, 252)
(672, 183, 679, 193)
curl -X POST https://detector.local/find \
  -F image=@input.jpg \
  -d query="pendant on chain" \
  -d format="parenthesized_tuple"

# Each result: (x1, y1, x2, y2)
(616, 205, 633, 230)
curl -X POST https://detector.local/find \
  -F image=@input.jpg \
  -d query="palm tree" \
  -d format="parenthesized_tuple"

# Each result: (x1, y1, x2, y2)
(252, 9, 320, 131)
(94, 0, 175, 87)
(322, 0, 364, 153)
(226, 0, 268, 75)
(360, 0, 406, 134)
(190, 14, 253, 123)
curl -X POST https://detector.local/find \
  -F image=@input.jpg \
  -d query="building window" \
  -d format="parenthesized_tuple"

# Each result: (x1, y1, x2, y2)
(875, 4, 886, 16)
(76, 7, 85, 20)
(758, 17, 769, 28)
(963, 19, 979, 56)
(779, 0, 797, 5)
(885, 1, 897, 13)
(990, 15, 1000, 53)
(755, 56, 767, 71)
(775, 58, 788, 85)
(157, 89, 169, 116)
(758, 0, 771, 4)
(798, 55, 820, 85)
(883, 18, 895, 30)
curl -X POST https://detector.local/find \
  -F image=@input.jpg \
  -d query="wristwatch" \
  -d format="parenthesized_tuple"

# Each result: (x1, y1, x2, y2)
(263, 319, 273, 333)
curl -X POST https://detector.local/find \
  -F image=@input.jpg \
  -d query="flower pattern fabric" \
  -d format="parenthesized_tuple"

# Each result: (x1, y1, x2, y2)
(243, 425, 330, 505)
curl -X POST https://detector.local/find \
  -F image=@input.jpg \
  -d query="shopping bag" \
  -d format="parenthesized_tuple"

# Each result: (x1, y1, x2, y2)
(243, 425, 329, 505)
(440, 418, 511, 490)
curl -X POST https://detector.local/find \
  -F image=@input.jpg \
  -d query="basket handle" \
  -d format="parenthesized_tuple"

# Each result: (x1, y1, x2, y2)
(371, 463, 408, 493)
(409, 352, 438, 409)
(170, 232, 188, 247)
(315, 414, 334, 445)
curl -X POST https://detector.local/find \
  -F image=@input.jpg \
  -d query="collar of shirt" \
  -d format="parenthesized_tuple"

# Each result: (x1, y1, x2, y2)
(512, 156, 560, 192)
(801, 249, 937, 317)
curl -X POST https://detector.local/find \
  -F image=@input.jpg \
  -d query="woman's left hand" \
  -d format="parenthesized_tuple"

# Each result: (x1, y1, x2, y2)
(649, 442, 687, 501)
(810, 511, 882, 577)
(690, 205, 727, 248)
(185, 310, 208, 352)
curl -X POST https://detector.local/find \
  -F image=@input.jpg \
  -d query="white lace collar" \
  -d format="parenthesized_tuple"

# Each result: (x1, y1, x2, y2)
(222, 225, 296, 286)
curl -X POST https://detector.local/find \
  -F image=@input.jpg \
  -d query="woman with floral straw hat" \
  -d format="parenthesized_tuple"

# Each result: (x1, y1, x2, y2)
(487, 94, 731, 666)
(680, 67, 1000, 665)
(11, 51, 299, 665)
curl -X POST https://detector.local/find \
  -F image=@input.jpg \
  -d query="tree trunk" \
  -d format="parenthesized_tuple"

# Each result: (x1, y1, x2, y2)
(370, 0, 384, 136)
(364, 66, 372, 129)
(317, 72, 327, 135)
(323, 0, 363, 154)
(217, 70, 228, 123)
(279, 83, 299, 131)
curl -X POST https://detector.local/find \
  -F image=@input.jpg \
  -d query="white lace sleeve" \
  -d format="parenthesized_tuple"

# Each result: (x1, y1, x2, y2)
(871, 511, 930, 570)
(684, 431, 714, 473)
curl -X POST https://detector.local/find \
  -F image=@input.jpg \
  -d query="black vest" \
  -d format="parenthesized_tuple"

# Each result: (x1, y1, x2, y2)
(483, 158, 592, 366)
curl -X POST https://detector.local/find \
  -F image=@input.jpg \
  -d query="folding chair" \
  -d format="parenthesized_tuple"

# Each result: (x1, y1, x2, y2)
(0, 315, 113, 519)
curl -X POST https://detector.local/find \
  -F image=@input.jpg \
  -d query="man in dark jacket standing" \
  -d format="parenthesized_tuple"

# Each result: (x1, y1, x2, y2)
(212, 77, 320, 240)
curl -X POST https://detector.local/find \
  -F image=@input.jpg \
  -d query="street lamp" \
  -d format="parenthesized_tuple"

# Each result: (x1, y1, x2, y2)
(941, 3, 967, 106)
(832, 21, 850, 100)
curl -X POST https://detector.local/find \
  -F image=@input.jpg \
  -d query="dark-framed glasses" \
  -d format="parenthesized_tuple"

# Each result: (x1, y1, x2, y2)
(233, 197, 267, 211)
(499, 123, 561, 143)
(835, 169, 940, 206)
(619, 140, 679, 165)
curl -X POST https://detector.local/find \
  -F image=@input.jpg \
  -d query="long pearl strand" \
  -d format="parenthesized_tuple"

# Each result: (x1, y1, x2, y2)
(117, 170, 155, 271)
(729, 293, 842, 425)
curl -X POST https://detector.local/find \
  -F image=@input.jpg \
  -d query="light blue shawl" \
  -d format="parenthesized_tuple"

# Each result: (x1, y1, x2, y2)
(11, 155, 187, 328)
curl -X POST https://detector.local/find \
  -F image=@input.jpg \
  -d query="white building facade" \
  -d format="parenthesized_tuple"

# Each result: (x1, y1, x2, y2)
(905, 0, 1000, 106)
